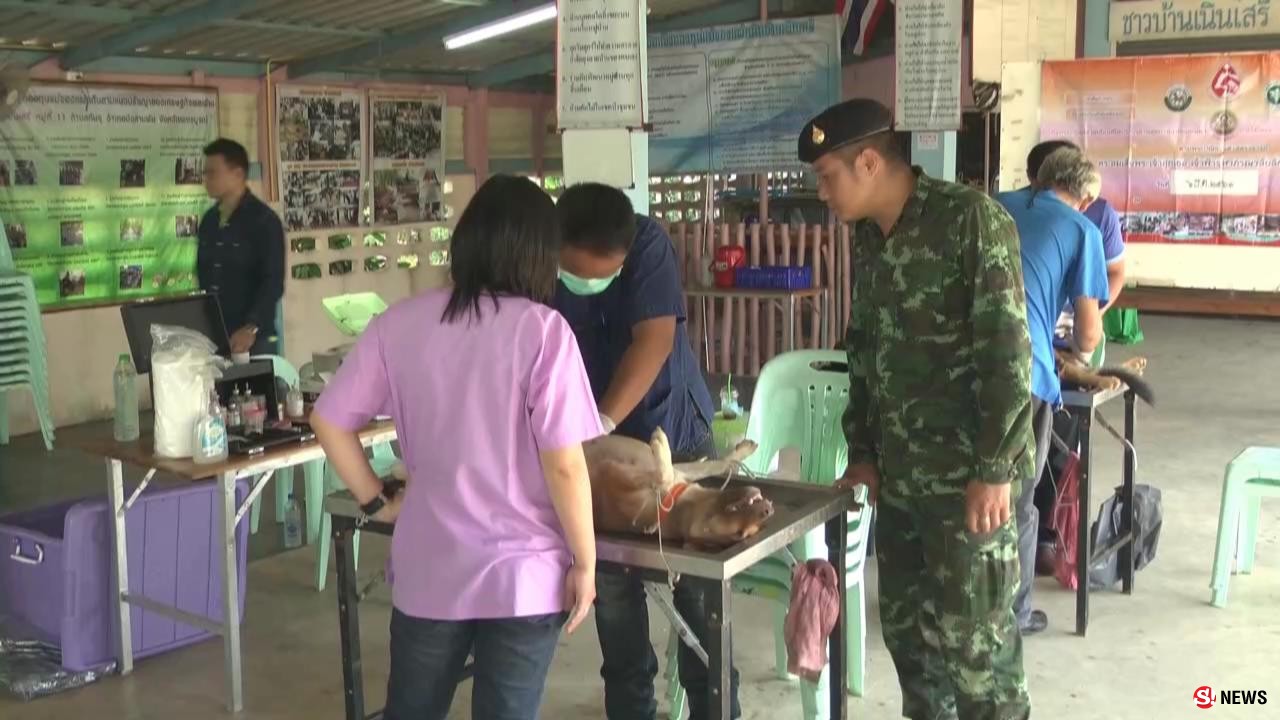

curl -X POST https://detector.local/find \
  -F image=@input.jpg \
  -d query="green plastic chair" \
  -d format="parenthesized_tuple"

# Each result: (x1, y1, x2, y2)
(313, 441, 399, 591)
(1209, 447, 1280, 608)
(0, 271, 54, 450)
(246, 354, 326, 538)
(665, 350, 872, 720)
(322, 292, 388, 337)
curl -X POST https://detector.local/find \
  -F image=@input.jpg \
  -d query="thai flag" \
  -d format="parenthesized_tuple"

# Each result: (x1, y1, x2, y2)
(837, 0, 892, 57)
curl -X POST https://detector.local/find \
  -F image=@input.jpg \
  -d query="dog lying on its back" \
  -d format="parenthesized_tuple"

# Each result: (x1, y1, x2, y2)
(390, 429, 775, 551)
(583, 428, 774, 551)
(1054, 349, 1156, 406)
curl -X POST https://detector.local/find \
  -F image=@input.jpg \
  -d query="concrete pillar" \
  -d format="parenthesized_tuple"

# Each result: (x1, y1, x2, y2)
(1083, 0, 1112, 58)
(911, 132, 957, 182)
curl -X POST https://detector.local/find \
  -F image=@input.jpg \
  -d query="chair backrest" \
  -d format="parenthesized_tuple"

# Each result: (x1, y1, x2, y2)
(744, 350, 851, 485)
(251, 353, 300, 388)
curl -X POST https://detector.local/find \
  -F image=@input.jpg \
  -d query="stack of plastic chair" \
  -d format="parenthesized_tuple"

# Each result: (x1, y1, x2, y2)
(309, 291, 398, 591)
(665, 350, 871, 720)
(0, 232, 55, 451)
(1209, 446, 1280, 608)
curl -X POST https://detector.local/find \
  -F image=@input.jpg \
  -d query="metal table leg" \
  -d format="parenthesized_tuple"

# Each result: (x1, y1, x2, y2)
(1075, 409, 1094, 636)
(1121, 391, 1137, 595)
(335, 519, 366, 720)
(827, 515, 849, 719)
(703, 577, 732, 720)
(217, 470, 245, 712)
(105, 458, 133, 675)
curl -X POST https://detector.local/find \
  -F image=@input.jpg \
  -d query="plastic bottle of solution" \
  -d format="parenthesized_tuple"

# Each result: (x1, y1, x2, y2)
(112, 353, 140, 442)
(283, 496, 303, 549)
(193, 391, 229, 465)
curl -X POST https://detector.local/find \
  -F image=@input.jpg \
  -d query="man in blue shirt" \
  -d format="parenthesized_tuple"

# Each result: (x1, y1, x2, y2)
(1025, 140, 1128, 359)
(997, 147, 1110, 635)
(553, 183, 733, 720)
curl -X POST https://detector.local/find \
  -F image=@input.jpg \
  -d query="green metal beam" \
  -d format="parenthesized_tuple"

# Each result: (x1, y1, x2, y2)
(217, 19, 384, 39)
(285, 0, 552, 79)
(58, 0, 258, 69)
(467, 0, 785, 87)
(0, 0, 134, 23)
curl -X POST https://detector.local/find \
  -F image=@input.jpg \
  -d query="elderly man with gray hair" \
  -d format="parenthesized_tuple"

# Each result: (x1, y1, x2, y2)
(995, 146, 1111, 636)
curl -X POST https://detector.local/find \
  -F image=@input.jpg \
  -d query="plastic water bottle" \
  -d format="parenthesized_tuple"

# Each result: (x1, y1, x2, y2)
(112, 354, 140, 442)
(283, 496, 303, 549)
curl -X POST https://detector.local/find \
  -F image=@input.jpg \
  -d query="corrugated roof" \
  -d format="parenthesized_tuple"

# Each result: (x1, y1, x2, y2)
(0, 0, 828, 85)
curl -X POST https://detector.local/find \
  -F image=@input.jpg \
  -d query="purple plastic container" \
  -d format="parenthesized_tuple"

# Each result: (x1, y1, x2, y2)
(0, 479, 249, 672)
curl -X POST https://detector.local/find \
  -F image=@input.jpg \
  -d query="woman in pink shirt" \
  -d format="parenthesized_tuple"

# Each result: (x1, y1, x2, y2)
(312, 175, 603, 720)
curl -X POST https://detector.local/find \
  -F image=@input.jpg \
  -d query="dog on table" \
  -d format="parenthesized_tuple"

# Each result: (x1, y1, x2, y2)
(1054, 347, 1156, 406)
(584, 428, 774, 551)
(389, 429, 774, 551)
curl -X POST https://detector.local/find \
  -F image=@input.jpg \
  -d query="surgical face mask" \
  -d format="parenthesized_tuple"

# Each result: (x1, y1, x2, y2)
(559, 267, 621, 296)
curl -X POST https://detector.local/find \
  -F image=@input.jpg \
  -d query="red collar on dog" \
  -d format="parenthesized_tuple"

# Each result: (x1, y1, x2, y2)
(657, 484, 691, 524)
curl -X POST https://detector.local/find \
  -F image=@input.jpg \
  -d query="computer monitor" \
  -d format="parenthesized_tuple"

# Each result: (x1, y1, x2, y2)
(119, 293, 232, 375)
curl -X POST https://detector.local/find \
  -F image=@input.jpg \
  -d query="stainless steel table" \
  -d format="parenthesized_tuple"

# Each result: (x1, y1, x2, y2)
(1060, 384, 1139, 636)
(326, 476, 856, 720)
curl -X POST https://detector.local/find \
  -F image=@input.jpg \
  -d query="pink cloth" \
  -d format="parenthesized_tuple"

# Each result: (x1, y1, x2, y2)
(784, 559, 842, 682)
(314, 288, 602, 621)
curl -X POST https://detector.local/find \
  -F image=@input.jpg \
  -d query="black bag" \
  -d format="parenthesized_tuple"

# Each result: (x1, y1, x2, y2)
(1088, 484, 1163, 590)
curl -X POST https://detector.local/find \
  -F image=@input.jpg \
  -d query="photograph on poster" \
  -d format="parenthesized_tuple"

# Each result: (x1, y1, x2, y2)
(5, 223, 26, 249)
(175, 214, 199, 238)
(59, 160, 85, 186)
(175, 157, 203, 185)
(279, 96, 362, 162)
(373, 100, 442, 159)
(119, 265, 144, 290)
(60, 220, 84, 247)
(15, 160, 36, 186)
(120, 160, 146, 188)
(120, 218, 144, 242)
(59, 270, 86, 298)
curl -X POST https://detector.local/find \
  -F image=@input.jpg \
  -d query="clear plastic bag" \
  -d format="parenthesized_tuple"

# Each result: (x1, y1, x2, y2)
(0, 635, 113, 701)
(150, 324, 227, 458)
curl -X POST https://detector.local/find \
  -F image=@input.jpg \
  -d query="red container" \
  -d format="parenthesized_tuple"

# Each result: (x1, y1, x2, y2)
(711, 245, 746, 288)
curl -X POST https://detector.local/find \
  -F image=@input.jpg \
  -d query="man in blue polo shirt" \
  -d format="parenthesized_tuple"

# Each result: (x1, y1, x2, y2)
(553, 183, 735, 720)
(997, 147, 1110, 636)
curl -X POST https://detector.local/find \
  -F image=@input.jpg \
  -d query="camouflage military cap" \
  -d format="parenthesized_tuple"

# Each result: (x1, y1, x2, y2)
(798, 98, 895, 164)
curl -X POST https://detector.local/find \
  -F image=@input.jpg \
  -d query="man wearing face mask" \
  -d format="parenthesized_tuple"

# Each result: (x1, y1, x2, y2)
(996, 147, 1110, 636)
(553, 183, 734, 720)
(802, 99, 1034, 720)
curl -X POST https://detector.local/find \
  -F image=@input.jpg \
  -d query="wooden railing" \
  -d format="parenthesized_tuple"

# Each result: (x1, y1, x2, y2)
(666, 222, 855, 376)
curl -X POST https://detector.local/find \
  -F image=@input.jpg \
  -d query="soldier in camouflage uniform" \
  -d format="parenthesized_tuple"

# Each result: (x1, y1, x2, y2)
(799, 99, 1035, 720)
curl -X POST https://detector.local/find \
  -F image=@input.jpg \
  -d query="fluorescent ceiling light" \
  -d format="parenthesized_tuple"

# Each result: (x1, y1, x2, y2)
(443, 2, 557, 50)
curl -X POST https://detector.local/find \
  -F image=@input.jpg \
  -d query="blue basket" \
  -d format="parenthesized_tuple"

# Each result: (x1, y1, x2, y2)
(733, 266, 813, 290)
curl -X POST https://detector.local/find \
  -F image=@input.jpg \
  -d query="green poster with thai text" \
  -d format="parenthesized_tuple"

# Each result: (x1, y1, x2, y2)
(0, 83, 218, 309)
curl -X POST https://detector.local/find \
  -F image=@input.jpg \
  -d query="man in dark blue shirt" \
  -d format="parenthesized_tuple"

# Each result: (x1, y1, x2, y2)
(553, 183, 734, 720)
(196, 138, 285, 355)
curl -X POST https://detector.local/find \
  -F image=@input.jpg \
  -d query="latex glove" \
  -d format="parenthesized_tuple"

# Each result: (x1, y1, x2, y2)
(600, 413, 617, 434)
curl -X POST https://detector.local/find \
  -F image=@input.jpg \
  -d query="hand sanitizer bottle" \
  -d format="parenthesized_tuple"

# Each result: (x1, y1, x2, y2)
(283, 496, 304, 549)
(193, 391, 229, 465)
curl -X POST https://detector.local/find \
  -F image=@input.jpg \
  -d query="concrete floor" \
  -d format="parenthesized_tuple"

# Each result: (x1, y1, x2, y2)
(2, 314, 1278, 719)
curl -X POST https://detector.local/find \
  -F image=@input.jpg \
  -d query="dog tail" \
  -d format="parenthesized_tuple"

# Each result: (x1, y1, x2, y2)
(1095, 367, 1156, 407)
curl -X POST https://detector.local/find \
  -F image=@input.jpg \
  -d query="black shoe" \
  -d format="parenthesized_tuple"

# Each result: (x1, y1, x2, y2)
(1020, 610, 1049, 635)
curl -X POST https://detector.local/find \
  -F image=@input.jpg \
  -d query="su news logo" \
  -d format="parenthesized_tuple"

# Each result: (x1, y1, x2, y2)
(1194, 686, 1268, 709)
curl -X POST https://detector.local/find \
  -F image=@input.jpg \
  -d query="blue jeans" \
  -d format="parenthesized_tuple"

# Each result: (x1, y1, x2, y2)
(594, 430, 742, 720)
(384, 608, 566, 720)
